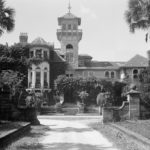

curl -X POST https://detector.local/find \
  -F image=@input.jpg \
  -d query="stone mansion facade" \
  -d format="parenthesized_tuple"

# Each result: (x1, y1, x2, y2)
(19, 9, 148, 101)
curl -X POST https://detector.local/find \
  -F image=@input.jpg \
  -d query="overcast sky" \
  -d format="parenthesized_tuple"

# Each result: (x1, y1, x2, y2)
(0, 0, 149, 61)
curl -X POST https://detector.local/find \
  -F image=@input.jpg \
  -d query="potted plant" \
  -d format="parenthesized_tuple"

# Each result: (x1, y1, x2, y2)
(78, 90, 89, 113)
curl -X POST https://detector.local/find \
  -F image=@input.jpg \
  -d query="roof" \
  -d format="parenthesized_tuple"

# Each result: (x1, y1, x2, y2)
(62, 12, 77, 19)
(123, 54, 148, 67)
(31, 37, 48, 45)
(52, 50, 65, 62)
(31, 37, 53, 48)
(79, 54, 92, 59)
(58, 12, 81, 25)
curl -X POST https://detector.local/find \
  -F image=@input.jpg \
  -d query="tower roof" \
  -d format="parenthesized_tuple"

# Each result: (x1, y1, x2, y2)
(58, 12, 81, 25)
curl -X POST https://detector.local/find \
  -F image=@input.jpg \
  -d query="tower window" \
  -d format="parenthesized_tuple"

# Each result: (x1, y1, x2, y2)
(73, 24, 77, 30)
(66, 53, 73, 63)
(68, 24, 71, 30)
(66, 44, 73, 49)
(62, 24, 66, 30)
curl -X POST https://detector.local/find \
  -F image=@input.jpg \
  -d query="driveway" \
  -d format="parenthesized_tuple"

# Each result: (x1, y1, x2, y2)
(38, 116, 119, 150)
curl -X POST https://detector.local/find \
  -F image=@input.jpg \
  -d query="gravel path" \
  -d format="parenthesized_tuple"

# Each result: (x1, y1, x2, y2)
(38, 117, 119, 150)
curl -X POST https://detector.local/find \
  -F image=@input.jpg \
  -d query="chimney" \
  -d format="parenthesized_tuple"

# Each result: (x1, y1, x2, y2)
(19, 33, 28, 45)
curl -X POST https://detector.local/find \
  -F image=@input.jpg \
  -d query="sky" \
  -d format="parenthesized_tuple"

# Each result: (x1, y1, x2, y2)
(0, 0, 150, 61)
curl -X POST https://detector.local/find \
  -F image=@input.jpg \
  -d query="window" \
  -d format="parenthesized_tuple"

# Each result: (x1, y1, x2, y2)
(111, 72, 115, 78)
(35, 72, 41, 88)
(66, 74, 73, 78)
(36, 49, 42, 58)
(30, 51, 34, 58)
(73, 24, 77, 30)
(66, 53, 73, 63)
(105, 71, 109, 78)
(44, 51, 48, 59)
(133, 69, 139, 79)
(66, 44, 73, 49)
(62, 24, 66, 30)
(44, 72, 48, 88)
(68, 24, 71, 30)
(88, 71, 95, 77)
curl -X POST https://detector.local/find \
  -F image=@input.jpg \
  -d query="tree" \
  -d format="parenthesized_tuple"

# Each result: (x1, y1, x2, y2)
(0, 0, 15, 36)
(125, 0, 150, 33)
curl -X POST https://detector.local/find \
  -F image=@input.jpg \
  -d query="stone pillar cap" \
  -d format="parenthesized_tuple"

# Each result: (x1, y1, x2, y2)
(127, 89, 140, 95)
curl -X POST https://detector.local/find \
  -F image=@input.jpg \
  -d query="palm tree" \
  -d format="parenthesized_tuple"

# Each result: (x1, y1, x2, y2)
(0, 0, 15, 36)
(125, 0, 150, 33)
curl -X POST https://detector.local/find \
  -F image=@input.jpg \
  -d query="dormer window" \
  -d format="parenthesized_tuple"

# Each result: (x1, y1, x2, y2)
(44, 51, 48, 59)
(36, 49, 42, 58)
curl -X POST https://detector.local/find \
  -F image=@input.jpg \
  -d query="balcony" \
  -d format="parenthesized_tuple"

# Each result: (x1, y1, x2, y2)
(57, 29, 82, 41)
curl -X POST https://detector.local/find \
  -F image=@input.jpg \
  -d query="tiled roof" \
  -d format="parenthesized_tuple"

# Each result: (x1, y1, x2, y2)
(61, 13, 77, 19)
(123, 54, 148, 67)
(52, 50, 65, 62)
(79, 54, 92, 60)
(31, 37, 49, 45)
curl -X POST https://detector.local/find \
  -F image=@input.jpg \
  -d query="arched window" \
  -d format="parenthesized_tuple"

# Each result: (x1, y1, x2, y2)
(36, 67, 40, 70)
(66, 44, 73, 49)
(133, 69, 139, 79)
(111, 72, 115, 78)
(105, 71, 109, 78)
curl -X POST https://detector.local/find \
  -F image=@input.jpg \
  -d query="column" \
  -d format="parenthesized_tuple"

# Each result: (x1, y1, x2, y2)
(28, 70, 30, 88)
(47, 71, 50, 88)
(41, 70, 44, 88)
(32, 70, 36, 88)
(127, 90, 140, 120)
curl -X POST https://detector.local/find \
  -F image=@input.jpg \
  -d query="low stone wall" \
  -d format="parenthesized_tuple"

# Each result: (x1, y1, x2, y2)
(103, 89, 140, 123)
(103, 101, 129, 123)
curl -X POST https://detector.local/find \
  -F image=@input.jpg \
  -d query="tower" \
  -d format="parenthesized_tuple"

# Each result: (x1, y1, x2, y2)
(19, 33, 28, 45)
(57, 2, 82, 70)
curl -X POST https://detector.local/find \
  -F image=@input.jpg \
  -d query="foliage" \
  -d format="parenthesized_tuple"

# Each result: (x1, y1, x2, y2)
(55, 75, 126, 105)
(0, 70, 24, 97)
(0, 44, 30, 106)
(0, 0, 15, 36)
(78, 90, 89, 104)
(125, 0, 150, 33)
(138, 68, 150, 107)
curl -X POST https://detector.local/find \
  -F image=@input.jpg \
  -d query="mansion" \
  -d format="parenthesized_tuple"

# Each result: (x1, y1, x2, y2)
(19, 8, 149, 102)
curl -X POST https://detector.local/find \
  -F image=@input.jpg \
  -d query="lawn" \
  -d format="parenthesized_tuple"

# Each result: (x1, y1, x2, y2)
(116, 120, 150, 139)
(88, 121, 150, 150)
(1, 125, 50, 150)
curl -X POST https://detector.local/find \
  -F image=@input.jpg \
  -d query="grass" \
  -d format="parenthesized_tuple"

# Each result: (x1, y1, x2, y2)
(88, 121, 150, 150)
(3, 125, 51, 150)
(116, 120, 150, 139)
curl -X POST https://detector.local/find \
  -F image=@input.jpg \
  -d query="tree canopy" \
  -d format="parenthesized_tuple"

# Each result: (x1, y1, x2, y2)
(125, 0, 150, 33)
(0, 0, 15, 36)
